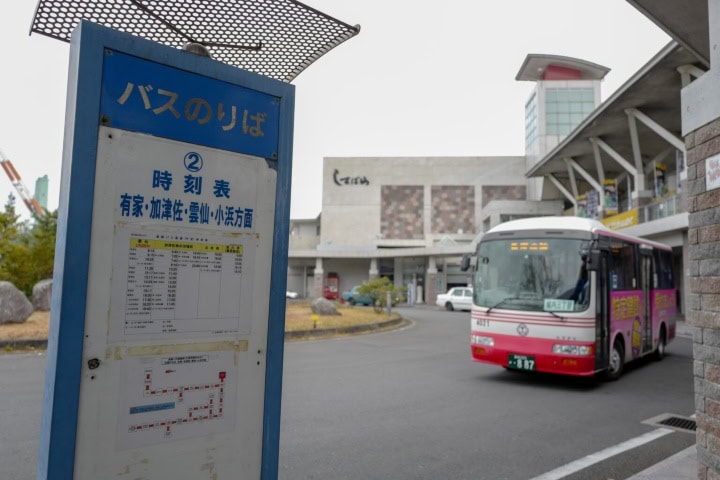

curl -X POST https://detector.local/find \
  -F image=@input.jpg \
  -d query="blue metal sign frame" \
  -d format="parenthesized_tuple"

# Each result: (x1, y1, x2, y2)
(38, 21, 294, 479)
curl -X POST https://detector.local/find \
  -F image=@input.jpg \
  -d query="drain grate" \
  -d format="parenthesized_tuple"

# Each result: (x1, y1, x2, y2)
(643, 413, 696, 433)
(658, 416, 696, 431)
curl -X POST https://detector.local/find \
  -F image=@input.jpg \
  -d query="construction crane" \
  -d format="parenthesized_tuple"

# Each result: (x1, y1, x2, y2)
(0, 147, 44, 217)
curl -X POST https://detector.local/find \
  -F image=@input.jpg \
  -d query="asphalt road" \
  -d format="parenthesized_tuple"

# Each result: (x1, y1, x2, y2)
(278, 306, 695, 480)
(0, 307, 695, 479)
(0, 351, 45, 480)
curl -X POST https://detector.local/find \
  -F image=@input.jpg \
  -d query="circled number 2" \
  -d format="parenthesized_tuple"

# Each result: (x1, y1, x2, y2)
(184, 152, 203, 172)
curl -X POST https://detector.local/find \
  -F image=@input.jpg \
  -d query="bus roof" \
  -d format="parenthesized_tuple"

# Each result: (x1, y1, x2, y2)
(485, 216, 672, 251)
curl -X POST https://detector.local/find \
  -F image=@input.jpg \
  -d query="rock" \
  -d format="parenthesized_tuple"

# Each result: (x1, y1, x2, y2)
(32, 279, 53, 311)
(311, 297, 341, 316)
(0, 281, 34, 324)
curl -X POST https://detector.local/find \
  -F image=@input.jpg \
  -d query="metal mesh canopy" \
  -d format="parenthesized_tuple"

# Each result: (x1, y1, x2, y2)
(30, 0, 360, 82)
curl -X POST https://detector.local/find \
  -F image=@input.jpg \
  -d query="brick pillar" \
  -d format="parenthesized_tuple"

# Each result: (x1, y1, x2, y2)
(686, 118, 720, 478)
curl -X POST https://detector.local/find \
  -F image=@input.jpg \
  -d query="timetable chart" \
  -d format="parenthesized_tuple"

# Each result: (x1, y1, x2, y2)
(111, 226, 252, 341)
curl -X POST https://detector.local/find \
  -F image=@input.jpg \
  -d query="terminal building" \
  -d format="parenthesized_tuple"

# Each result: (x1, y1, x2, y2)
(288, 44, 699, 313)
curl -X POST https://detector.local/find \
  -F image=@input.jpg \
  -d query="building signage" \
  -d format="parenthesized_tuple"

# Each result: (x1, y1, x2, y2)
(707, 153, 720, 192)
(102, 51, 280, 159)
(601, 208, 638, 230)
(333, 168, 370, 186)
(603, 179, 618, 216)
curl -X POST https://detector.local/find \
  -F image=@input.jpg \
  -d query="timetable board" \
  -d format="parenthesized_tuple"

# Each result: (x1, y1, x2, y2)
(38, 22, 294, 480)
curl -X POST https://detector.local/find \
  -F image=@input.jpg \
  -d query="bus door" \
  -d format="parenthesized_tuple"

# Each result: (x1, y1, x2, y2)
(640, 249, 653, 354)
(594, 251, 610, 371)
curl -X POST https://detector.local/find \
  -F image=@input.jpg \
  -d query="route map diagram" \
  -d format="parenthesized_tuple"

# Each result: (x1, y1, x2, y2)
(118, 352, 236, 449)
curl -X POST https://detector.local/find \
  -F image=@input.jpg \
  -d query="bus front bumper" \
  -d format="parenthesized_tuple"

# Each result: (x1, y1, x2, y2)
(471, 334, 597, 376)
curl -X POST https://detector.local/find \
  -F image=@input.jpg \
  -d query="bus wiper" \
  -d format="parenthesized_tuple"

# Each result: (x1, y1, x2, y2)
(486, 297, 520, 314)
(546, 310, 566, 321)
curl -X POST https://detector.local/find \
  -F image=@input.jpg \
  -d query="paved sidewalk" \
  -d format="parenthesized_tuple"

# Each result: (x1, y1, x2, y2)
(627, 317, 695, 479)
(626, 445, 696, 480)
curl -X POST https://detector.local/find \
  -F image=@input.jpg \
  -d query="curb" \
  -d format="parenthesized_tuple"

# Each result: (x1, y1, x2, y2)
(285, 316, 406, 340)
(1, 338, 48, 350)
(1, 316, 408, 350)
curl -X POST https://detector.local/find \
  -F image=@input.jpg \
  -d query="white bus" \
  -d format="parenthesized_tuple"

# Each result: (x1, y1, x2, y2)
(468, 217, 677, 380)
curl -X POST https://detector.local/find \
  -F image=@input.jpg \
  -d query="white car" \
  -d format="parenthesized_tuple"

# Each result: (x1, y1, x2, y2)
(436, 287, 473, 311)
(286, 290, 300, 299)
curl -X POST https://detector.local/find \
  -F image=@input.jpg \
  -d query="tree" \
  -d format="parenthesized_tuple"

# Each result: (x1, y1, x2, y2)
(356, 276, 407, 313)
(24, 209, 58, 290)
(0, 194, 24, 282)
(0, 194, 57, 297)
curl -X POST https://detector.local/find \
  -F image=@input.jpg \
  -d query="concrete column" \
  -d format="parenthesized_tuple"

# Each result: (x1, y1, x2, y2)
(394, 257, 404, 289)
(369, 258, 379, 280)
(312, 257, 324, 299)
(685, 115, 720, 478)
(425, 256, 438, 306)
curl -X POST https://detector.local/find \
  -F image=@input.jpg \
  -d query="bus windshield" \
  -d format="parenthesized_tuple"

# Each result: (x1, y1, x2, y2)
(474, 238, 590, 313)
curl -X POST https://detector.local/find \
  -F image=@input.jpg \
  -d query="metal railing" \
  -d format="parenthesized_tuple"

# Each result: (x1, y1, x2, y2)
(644, 194, 686, 221)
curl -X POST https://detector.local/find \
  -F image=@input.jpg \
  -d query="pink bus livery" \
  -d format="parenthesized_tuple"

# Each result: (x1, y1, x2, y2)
(468, 217, 677, 380)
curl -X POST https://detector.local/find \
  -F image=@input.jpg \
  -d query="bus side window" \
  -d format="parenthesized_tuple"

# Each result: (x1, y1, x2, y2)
(610, 240, 636, 291)
(653, 249, 673, 289)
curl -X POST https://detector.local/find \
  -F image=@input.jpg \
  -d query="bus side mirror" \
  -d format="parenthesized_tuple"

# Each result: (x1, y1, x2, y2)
(460, 254, 471, 272)
(586, 250, 601, 271)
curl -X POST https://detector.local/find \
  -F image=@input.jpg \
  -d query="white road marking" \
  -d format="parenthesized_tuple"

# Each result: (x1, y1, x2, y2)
(529, 428, 674, 480)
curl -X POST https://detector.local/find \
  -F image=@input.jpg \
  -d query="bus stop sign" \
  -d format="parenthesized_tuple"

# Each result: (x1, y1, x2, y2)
(38, 21, 294, 479)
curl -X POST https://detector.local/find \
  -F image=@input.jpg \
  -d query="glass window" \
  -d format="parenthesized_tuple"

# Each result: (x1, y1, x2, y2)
(556, 90, 570, 102)
(610, 241, 636, 291)
(525, 92, 538, 148)
(544, 88, 595, 140)
(474, 238, 590, 312)
(653, 249, 674, 289)
(568, 90, 584, 102)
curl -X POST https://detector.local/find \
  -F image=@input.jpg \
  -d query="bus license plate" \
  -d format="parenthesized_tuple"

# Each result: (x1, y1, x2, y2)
(508, 354, 535, 371)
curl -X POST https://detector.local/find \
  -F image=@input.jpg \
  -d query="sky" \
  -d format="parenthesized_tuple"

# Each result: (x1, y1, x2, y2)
(0, 1, 671, 221)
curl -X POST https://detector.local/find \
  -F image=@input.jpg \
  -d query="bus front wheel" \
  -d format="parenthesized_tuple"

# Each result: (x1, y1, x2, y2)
(604, 340, 624, 381)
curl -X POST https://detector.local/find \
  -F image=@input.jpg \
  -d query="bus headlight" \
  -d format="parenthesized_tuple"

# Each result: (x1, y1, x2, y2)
(472, 335, 494, 346)
(552, 344, 593, 355)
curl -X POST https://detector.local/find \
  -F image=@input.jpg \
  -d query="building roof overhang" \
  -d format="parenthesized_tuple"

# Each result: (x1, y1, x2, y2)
(627, 0, 709, 67)
(516, 54, 610, 81)
(526, 41, 702, 183)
